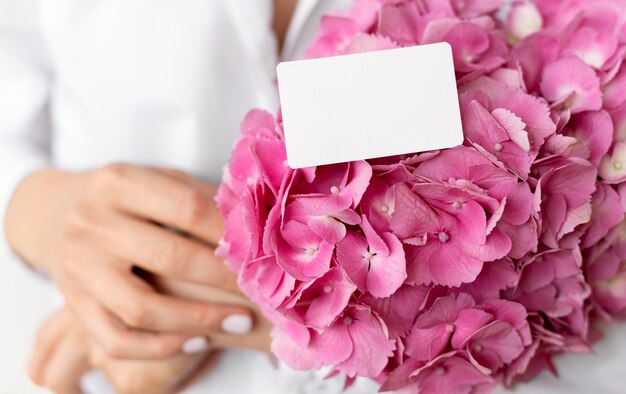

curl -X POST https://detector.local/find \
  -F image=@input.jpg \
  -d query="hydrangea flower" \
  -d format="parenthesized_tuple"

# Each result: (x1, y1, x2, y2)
(217, 1, 626, 393)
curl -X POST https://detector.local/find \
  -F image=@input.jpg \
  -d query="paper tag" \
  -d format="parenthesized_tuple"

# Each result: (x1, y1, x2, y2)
(277, 42, 464, 169)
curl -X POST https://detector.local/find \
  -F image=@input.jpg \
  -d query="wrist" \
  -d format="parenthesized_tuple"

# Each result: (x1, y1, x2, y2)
(4, 168, 78, 271)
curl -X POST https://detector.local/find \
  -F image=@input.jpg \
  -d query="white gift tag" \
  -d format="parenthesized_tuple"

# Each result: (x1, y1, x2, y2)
(277, 42, 464, 169)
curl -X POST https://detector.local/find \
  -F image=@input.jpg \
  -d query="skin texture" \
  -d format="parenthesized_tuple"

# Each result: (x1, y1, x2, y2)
(29, 307, 220, 394)
(5, 165, 255, 360)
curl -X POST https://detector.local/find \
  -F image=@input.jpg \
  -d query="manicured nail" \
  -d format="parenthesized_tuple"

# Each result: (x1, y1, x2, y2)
(221, 314, 253, 335)
(182, 336, 210, 354)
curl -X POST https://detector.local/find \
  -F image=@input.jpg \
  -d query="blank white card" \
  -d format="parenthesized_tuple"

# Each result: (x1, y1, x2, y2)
(277, 42, 464, 169)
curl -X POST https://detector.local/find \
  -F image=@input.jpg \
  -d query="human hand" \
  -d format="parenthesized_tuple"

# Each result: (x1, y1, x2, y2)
(6, 164, 253, 359)
(29, 307, 217, 394)
(149, 275, 273, 353)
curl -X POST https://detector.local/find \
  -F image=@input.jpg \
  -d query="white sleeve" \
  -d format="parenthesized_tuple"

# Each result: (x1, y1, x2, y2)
(0, 0, 51, 254)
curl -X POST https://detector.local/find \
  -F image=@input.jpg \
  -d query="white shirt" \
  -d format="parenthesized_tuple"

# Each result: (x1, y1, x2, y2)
(0, 1, 625, 393)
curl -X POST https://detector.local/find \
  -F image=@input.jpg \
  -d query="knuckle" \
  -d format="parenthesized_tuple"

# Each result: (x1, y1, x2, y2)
(63, 204, 95, 236)
(194, 307, 221, 332)
(119, 299, 154, 328)
(59, 249, 83, 279)
(102, 336, 128, 359)
(152, 240, 186, 274)
(151, 340, 174, 359)
(110, 374, 142, 394)
(91, 163, 128, 191)
(102, 163, 129, 180)
(177, 189, 209, 230)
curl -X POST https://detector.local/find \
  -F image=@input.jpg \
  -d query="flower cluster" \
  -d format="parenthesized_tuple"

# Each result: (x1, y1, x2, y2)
(216, 0, 626, 392)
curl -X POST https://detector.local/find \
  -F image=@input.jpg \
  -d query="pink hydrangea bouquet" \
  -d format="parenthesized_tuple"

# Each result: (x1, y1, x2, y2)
(216, 0, 626, 392)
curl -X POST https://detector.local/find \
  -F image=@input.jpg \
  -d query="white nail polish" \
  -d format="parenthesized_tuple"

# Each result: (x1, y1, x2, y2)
(182, 336, 210, 354)
(221, 314, 253, 335)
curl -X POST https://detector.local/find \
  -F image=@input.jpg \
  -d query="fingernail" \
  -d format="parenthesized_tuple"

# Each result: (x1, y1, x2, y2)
(182, 336, 210, 354)
(221, 314, 253, 335)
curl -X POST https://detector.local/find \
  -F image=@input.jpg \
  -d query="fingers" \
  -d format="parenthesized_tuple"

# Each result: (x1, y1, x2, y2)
(73, 252, 251, 335)
(28, 309, 89, 394)
(59, 247, 251, 358)
(29, 309, 70, 386)
(92, 210, 238, 290)
(175, 351, 221, 392)
(93, 164, 222, 245)
(67, 292, 208, 360)
(40, 331, 89, 394)
(89, 340, 210, 394)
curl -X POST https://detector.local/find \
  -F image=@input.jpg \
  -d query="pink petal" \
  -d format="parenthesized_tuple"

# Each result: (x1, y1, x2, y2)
(336, 307, 396, 377)
(416, 353, 495, 393)
(506, 1, 543, 41)
(254, 256, 296, 309)
(299, 267, 357, 328)
(341, 33, 399, 55)
(305, 16, 359, 59)
(462, 99, 532, 178)
(308, 215, 347, 244)
(390, 183, 440, 240)
(451, 0, 503, 18)
(296, 194, 353, 216)
(540, 56, 602, 114)
(361, 214, 389, 256)
(466, 320, 525, 371)
(582, 182, 624, 248)
(562, 27, 619, 69)
(568, 110, 614, 166)
(491, 108, 530, 152)
(271, 328, 320, 371)
(600, 141, 626, 183)
(360, 285, 430, 339)
(377, 2, 423, 46)
(367, 232, 407, 298)
(480, 299, 531, 345)
(444, 22, 491, 73)
(343, 161, 373, 207)
(275, 221, 333, 280)
(218, 203, 250, 271)
(604, 66, 626, 109)
(451, 308, 494, 349)
(336, 231, 370, 291)
(406, 240, 485, 287)
(241, 109, 278, 136)
(406, 323, 452, 361)
(252, 138, 289, 196)
(308, 322, 354, 365)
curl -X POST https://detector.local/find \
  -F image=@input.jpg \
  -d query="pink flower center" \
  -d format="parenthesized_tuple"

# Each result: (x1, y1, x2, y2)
(614, 161, 623, 170)
(451, 199, 463, 209)
(379, 204, 389, 213)
(438, 232, 450, 243)
(330, 186, 340, 194)
(494, 143, 503, 152)
(473, 343, 483, 352)
(435, 367, 446, 376)
(343, 316, 354, 326)
(323, 284, 333, 294)
(363, 251, 375, 261)
(246, 176, 255, 185)
(304, 246, 318, 256)
(444, 324, 454, 333)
